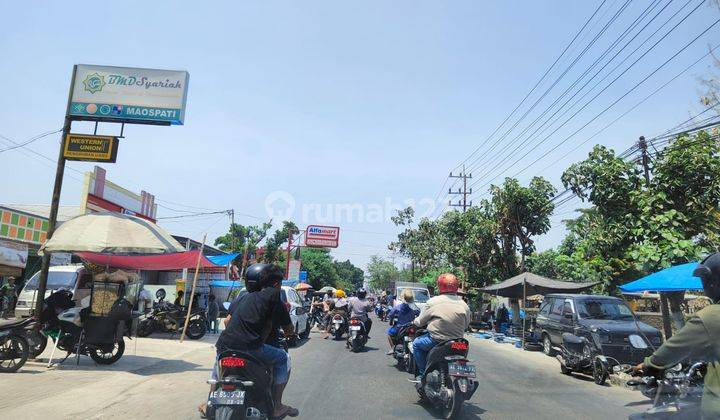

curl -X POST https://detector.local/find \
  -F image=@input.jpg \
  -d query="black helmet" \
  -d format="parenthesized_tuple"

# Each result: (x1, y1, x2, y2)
(694, 253, 720, 303)
(245, 263, 284, 292)
(357, 288, 367, 299)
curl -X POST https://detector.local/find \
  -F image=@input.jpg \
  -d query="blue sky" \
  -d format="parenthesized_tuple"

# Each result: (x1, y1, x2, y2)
(1, 1, 718, 271)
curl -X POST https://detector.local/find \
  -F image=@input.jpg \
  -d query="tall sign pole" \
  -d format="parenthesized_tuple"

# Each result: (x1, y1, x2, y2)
(34, 66, 78, 315)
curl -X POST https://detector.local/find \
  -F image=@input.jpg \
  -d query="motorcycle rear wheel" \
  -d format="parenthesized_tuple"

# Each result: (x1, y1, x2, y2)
(90, 339, 125, 365)
(441, 377, 465, 420)
(26, 330, 47, 358)
(0, 334, 29, 373)
(334, 328, 343, 341)
(186, 320, 207, 340)
(215, 405, 243, 420)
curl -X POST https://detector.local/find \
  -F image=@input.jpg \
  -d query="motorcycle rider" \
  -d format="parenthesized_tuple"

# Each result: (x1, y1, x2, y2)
(199, 263, 298, 419)
(348, 288, 374, 337)
(321, 289, 349, 339)
(634, 252, 720, 418)
(412, 273, 471, 381)
(386, 288, 420, 355)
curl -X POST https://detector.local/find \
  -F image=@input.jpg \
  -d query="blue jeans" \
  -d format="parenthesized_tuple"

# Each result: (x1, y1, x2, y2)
(213, 344, 290, 384)
(412, 334, 438, 377)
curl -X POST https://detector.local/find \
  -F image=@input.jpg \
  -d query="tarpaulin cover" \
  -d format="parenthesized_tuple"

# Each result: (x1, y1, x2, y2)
(480, 272, 598, 299)
(619, 262, 702, 293)
(77, 250, 225, 270)
(207, 253, 239, 266)
(210, 280, 244, 288)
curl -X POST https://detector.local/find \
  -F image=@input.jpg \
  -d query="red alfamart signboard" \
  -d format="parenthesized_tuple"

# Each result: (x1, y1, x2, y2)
(305, 225, 340, 248)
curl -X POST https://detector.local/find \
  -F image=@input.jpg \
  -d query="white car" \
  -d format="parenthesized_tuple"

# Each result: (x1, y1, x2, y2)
(280, 286, 311, 345)
(15, 265, 92, 318)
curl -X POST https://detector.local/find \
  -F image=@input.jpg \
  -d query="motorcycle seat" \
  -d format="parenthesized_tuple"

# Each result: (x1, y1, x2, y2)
(0, 318, 33, 330)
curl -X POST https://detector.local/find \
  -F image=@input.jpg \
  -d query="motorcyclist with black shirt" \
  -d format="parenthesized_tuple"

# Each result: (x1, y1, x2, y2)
(199, 264, 298, 419)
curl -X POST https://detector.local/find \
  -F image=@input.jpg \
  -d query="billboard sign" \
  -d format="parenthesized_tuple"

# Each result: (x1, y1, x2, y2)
(305, 225, 340, 248)
(0, 239, 28, 268)
(287, 260, 301, 281)
(68, 64, 189, 125)
(63, 134, 119, 163)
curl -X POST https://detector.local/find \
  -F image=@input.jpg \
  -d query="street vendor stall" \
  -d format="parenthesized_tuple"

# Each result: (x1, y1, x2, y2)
(481, 272, 598, 348)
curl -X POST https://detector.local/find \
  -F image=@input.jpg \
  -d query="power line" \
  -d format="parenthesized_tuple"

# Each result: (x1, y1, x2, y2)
(473, 12, 720, 197)
(0, 129, 63, 153)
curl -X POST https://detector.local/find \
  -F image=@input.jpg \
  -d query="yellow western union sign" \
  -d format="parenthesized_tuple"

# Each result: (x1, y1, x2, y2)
(63, 134, 118, 163)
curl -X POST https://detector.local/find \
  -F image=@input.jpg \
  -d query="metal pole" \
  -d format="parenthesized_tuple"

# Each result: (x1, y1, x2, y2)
(180, 235, 206, 343)
(285, 229, 294, 278)
(522, 279, 526, 349)
(35, 65, 78, 316)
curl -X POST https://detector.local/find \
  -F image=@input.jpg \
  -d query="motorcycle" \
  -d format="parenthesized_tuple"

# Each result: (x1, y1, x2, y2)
(136, 289, 206, 340)
(308, 305, 327, 331)
(375, 304, 389, 322)
(205, 327, 289, 420)
(0, 318, 32, 372)
(624, 362, 705, 419)
(39, 290, 129, 365)
(329, 312, 348, 340)
(346, 316, 368, 352)
(391, 323, 417, 372)
(554, 331, 639, 386)
(413, 334, 479, 420)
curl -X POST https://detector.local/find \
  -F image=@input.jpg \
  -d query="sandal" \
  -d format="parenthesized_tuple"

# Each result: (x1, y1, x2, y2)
(273, 405, 299, 419)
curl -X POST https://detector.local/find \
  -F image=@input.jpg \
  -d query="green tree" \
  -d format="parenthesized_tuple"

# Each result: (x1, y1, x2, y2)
(263, 221, 298, 263)
(367, 255, 399, 290)
(333, 259, 364, 290)
(214, 221, 272, 265)
(298, 248, 339, 290)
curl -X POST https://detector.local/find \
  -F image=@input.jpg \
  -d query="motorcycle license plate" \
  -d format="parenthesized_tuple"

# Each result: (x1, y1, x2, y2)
(449, 363, 476, 378)
(350, 326, 361, 331)
(334, 320, 343, 324)
(210, 389, 245, 405)
(404, 336, 412, 342)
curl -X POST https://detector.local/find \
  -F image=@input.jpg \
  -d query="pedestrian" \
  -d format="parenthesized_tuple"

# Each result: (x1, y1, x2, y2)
(1, 277, 16, 319)
(174, 290, 184, 308)
(207, 294, 219, 333)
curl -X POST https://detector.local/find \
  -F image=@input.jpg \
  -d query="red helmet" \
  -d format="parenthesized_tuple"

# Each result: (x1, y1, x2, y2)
(437, 273, 459, 294)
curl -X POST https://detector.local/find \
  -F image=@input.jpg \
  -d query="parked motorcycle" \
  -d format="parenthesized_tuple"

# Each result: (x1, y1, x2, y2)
(391, 323, 417, 372)
(329, 312, 348, 340)
(413, 334, 479, 420)
(625, 361, 705, 419)
(39, 290, 129, 365)
(346, 316, 368, 352)
(137, 289, 206, 340)
(555, 331, 641, 385)
(0, 318, 32, 372)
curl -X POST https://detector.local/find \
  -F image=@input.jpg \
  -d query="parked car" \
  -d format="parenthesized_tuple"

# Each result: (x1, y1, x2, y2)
(394, 281, 431, 312)
(15, 265, 92, 318)
(535, 294, 663, 364)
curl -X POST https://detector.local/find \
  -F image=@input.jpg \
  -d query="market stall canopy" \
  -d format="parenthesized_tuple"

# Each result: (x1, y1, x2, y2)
(619, 262, 702, 293)
(480, 272, 599, 299)
(39, 212, 184, 255)
(76, 250, 230, 270)
(209, 280, 244, 288)
(206, 253, 239, 266)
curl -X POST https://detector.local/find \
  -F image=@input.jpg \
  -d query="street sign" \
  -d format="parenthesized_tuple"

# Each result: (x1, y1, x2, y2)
(299, 271, 308, 281)
(63, 134, 119, 163)
(305, 225, 340, 248)
(68, 64, 189, 125)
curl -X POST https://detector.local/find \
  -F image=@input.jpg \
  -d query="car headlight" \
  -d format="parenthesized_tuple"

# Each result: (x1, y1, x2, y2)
(629, 334, 648, 349)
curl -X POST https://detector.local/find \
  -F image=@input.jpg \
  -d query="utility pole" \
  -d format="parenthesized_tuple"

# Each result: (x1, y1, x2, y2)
(639, 135, 673, 339)
(448, 165, 473, 212)
(229, 209, 236, 251)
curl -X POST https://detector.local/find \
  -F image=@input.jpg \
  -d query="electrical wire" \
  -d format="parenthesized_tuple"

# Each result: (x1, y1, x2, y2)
(0, 129, 63, 153)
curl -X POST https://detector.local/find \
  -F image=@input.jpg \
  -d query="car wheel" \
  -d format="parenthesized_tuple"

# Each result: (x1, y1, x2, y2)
(542, 334, 555, 356)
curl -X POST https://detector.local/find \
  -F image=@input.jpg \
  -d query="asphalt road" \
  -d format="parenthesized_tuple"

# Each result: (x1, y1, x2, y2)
(0, 316, 650, 419)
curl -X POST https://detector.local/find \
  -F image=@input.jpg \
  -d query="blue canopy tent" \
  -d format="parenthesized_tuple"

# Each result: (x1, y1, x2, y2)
(619, 262, 702, 293)
(206, 253, 240, 266)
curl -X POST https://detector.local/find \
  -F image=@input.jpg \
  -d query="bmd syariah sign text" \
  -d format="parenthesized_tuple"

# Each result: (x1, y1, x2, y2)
(68, 65, 189, 125)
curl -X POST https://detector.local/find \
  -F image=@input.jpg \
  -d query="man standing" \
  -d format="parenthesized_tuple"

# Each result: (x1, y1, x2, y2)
(412, 273, 471, 380)
(201, 264, 298, 418)
(635, 253, 720, 418)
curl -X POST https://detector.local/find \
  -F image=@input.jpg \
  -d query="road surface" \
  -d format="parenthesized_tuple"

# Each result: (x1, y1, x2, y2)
(0, 317, 650, 419)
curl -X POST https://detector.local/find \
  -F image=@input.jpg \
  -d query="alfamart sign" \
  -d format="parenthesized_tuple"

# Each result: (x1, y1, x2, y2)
(68, 64, 189, 125)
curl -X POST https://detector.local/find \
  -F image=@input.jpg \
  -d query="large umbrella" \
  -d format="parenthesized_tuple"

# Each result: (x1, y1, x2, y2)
(318, 286, 336, 294)
(619, 262, 702, 293)
(39, 212, 184, 255)
(295, 282, 312, 291)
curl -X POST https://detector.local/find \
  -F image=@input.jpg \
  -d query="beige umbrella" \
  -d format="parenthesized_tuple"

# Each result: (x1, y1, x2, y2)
(39, 212, 184, 255)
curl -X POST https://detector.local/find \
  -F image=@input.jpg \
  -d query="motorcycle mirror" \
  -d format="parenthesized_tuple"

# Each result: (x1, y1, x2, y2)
(156, 288, 166, 301)
(628, 334, 648, 349)
(669, 363, 682, 372)
(223, 302, 231, 311)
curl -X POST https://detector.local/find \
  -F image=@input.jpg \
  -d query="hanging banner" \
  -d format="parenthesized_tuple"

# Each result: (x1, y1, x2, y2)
(68, 64, 189, 125)
(0, 239, 28, 268)
(63, 134, 119, 162)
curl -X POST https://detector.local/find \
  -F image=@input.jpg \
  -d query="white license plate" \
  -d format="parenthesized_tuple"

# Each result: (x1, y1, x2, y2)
(334, 320, 343, 324)
(448, 363, 476, 378)
(210, 389, 245, 405)
(350, 326, 361, 331)
(404, 336, 412, 342)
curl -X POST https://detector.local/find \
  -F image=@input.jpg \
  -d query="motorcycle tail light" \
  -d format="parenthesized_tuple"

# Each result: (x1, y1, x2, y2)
(220, 357, 246, 368)
(350, 319, 360, 326)
(333, 315, 342, 321)
(408, 327, 415, 336)
(450, 341, 469, 351)
(221, 383, 237, 391)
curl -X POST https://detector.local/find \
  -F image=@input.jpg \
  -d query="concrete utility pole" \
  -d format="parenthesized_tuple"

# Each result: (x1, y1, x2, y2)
(639, 135, 673, 339)
(448, 165, 473, 212)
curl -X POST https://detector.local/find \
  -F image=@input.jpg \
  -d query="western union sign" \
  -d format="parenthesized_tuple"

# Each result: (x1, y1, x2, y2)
(63, 134, 119, 163)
